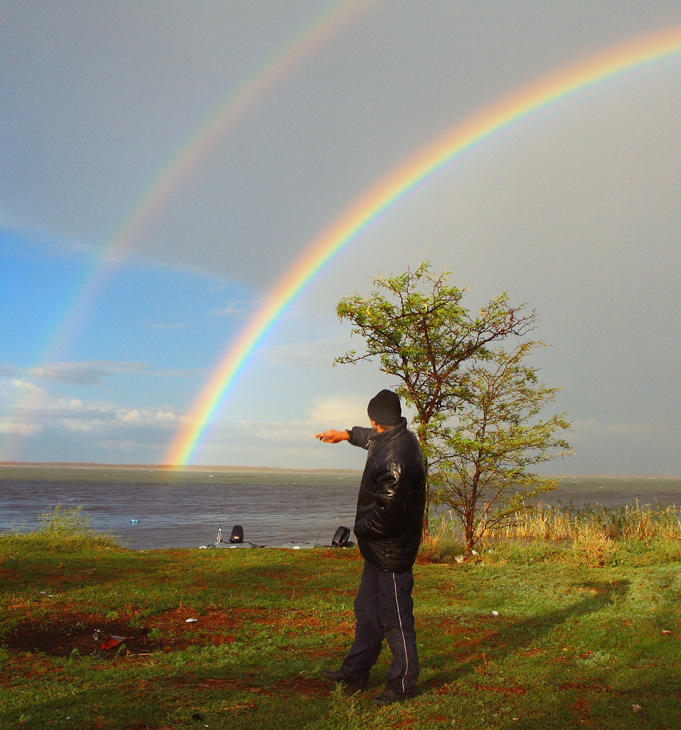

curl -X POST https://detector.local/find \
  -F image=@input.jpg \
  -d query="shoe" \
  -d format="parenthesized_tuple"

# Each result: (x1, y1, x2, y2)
(371, 689, 415, 706)
(320, 669, 367, 689)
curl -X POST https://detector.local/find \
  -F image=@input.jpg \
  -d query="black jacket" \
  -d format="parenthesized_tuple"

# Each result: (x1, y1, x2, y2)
(348, 418, 426, 572)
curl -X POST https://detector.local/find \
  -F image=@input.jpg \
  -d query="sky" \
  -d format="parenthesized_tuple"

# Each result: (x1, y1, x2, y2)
(1, 0, 681, 474)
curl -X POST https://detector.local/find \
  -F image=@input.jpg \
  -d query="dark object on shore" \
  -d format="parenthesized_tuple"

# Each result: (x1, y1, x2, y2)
(201, 523, 354, 550)
(332, 526, 351, 547)
(229, 525, 244, 543)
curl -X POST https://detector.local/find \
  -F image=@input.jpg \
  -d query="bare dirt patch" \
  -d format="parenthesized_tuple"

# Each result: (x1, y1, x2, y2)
(2, 612, 157, 657)
(2, 603, 350, 660)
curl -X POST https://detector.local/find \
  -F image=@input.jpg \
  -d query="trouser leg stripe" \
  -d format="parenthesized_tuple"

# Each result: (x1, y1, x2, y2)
(392, 572, 409, 694)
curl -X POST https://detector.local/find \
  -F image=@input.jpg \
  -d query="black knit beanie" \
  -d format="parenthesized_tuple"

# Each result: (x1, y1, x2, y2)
(367, 389, 402, 426)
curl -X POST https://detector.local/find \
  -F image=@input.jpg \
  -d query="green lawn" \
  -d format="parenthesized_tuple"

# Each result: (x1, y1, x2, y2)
(1, 535, 680, 729)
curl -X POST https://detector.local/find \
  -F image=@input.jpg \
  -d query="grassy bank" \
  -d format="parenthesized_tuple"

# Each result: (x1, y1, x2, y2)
(1, 521, 680, 729)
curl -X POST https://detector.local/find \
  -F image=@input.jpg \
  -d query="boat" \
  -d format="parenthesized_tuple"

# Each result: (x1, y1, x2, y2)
(198, 524, 353, 551)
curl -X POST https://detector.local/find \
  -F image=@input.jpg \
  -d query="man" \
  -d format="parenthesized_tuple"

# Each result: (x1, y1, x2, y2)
(315, 389, 426, 707)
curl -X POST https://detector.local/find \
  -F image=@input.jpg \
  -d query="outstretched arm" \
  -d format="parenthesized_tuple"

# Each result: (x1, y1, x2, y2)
(315, 429, 350, 443)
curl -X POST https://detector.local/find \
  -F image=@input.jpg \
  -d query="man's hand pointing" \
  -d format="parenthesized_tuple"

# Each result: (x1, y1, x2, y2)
(315, 429, 350, 443)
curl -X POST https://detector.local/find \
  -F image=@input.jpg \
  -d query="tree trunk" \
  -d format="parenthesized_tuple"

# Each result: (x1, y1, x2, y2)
(421, 454, 431, 539)
(422, 490, 430, 540)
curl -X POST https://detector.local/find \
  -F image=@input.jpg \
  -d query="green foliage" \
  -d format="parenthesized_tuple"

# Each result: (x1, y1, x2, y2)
(39, 503, 91, 537)
(431, 342, 572, 549)
(336, 262, 537, 433)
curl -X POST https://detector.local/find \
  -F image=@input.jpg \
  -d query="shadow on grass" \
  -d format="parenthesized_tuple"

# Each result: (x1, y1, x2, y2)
(423, 579, 630, 687)
(0, 545, 353, 612)
(5, 573, 681, 730)
(0, 657, 333, 730)
(414, 578, 681, 729)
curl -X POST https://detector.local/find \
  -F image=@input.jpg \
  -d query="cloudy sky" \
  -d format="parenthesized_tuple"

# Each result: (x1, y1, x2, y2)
(1, 0, 680, 473)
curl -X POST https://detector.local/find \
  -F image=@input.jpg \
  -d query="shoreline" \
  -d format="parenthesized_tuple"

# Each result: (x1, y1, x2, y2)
(1, 461, 680, 479)
(0, 461, 362, 474)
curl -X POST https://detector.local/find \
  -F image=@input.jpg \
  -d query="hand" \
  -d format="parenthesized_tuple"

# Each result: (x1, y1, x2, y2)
(315, 429, 349, 443)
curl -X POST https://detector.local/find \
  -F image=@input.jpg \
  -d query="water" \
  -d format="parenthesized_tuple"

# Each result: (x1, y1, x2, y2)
(542, 475, 681, 509)
(1, 465, 680, 550)
(0, 465, 360, 550)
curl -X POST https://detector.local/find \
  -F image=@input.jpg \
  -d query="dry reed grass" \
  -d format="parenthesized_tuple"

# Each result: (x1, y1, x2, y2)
(429, 502, 681, 561)
(488, 500, 681, 542)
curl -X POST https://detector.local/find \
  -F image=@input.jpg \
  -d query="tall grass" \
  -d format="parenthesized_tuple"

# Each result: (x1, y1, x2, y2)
(427, 501, 681, 566)
(1, 503, 120, 549)
(488, 500, 681, 542)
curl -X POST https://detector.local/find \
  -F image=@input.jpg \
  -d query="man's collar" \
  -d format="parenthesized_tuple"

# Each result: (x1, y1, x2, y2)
(369, 417, 408, 441)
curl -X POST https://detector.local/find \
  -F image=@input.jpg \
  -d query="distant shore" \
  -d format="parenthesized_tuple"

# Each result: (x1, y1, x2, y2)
(0, 461, 362, 474)
(1, 461, 679, 478)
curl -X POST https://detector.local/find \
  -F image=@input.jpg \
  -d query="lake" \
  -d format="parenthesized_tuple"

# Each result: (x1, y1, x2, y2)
(1, 464, 680, 550)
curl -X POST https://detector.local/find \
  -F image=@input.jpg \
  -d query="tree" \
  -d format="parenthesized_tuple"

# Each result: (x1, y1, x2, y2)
(429, 341, 572, 550)
(335, 262, 538, 531)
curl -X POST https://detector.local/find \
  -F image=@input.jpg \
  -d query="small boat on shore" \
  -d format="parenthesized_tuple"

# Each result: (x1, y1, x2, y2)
(199, 524, 353, 551)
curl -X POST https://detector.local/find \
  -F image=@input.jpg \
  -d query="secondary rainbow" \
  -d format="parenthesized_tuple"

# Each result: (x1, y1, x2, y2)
(0, 0, 371, 462)
(28, 0, 370, 362)
(167, 26, 681, 465)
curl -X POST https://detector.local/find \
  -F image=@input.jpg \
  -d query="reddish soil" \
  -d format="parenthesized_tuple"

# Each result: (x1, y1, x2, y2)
(2, 606, 239, 658)
(1, 604, 351, 660)
(166, 674, 329, 697)
(472, 683, 527, 696)
(3, 612, 158, 658)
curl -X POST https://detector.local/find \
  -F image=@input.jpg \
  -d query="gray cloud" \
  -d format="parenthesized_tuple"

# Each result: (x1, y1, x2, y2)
(27, 362, 151, 386)
(211, 303, 248, 317)
(1, 361, 193, 386)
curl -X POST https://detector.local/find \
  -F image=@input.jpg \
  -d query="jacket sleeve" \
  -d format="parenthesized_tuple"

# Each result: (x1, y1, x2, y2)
(353, 461, 411, 541)
(348, 426, 373, 450)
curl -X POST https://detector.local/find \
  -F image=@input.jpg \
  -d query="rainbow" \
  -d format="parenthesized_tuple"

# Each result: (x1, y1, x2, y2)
(166, 26, 681, 466)
(0, 0, 371, 462)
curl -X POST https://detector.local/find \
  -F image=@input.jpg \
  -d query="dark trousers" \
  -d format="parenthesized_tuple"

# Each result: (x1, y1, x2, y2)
(341, 561, 419, 693)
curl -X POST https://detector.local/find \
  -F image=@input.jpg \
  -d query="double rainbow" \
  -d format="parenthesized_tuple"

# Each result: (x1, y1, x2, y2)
(166, 26, 681, 466)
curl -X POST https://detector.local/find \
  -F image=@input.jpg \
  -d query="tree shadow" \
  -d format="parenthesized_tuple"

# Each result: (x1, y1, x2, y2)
(417, 578, 681, 728)
(423, 579, 631, 686)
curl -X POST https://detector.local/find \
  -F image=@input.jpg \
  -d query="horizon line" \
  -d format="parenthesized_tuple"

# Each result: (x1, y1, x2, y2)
(2, 461, 678, 479)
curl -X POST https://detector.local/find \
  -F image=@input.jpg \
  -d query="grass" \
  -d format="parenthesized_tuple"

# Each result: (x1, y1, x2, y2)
(3, 503, 120, 550)
(490, 501, 681, 542)
(427, 501, 681, 566)
(1, 507, 680, 729)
